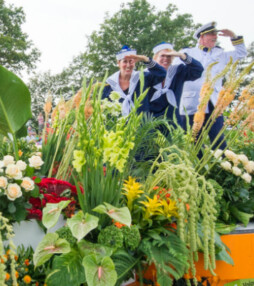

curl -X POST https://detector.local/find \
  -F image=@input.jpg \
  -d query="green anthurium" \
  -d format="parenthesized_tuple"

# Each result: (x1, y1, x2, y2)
(78, 240, 113, 258)
(42, 200, 71, 229)
(83, 254, 117, 286)
(46, 249, 86, 286)
(93, 203, 131, 227)
(67, 211, 99, 241)
(33, 233, 71, 267)
(0, 65, 32, 137)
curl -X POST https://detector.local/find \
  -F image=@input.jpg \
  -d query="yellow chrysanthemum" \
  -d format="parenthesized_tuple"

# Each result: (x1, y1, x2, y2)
(122, 177, 143, 210)
(141, 195, 162, 219)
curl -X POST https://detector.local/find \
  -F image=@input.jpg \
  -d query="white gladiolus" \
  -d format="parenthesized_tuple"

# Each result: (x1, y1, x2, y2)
(0, 176, 8, 189)
(21, 177, 35, 191)
(213, 149, 223, 159)
(241, 172, 252, 183)
(5, 164, 22, 180)
(3, 155, 15, 166)
(244, 161, 254, 174)
(16, 160, 27, 171)
(224, 150, 236, 160)
(232, 166, 242, 176)
(6, 183, 22, 200)
(28, 155, 44, 169)
(238, 154, 249, 165)
(0, 161, 4, 169)
(220, 161, 232, 171)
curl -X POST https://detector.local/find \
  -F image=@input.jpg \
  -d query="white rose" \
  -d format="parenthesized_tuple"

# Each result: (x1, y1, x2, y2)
(244, 161, 254, 174)
(241, 172, 252, 183)
(213, 149, 223, 159)
(0, 161, 4, 169)
(238, 154, 249, 165)
(5, 164, 22, 180)
(6, 183, 22, 201)
(28, 155, 44, 169)
(16, 160, 27, 171)
(232, 166, 242, 176)
(21, 177, 35, 191)
(3, 155, 15, 166)
(35, 152, 42, 158)
(220, 161, 232, 171)
(0, 176, 8, 189)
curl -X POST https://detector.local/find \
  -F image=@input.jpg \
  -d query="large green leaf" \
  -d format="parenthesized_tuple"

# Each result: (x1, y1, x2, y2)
(93, 203, 131, 227)
(46, 249, 86, 286)
(0, 65, 32, 136)
(42, 200, 71, 229)
(83, 254, 117, 286)
(78, 240, 113, 258)
(33, 233, 71, 267)
(67, 211, 99, 241)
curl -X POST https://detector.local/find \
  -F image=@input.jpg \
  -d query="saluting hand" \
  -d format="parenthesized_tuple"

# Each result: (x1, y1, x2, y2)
(218, 29, 236, 39)
(124, 55, 149, 63)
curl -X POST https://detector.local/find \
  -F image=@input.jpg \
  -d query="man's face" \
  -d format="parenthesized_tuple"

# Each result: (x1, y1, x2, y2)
(199, 31, 218, 48)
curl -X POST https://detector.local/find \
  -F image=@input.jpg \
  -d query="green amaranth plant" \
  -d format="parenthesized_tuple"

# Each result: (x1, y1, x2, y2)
(145, 145, 218, 282)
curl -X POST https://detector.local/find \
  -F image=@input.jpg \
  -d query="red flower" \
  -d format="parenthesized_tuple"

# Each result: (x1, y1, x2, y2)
(27, 209, 42, 220)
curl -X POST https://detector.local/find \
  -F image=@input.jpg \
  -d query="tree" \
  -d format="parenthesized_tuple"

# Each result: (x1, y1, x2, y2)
(0, 0, 40, 73)
(83, 0, 200, 78)
(238, 41, 254, 86)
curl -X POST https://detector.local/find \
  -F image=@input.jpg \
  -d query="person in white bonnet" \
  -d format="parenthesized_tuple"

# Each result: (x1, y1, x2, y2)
(102, 45, 166, 116)
(178, 22, 247, 150)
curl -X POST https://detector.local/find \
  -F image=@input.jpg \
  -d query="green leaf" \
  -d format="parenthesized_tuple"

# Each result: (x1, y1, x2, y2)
(46, 249, 86, 286)
(230, 206, 253, 227)
(42, 200, 71, 229)
(33, 233, 71, 267)
(83, 255, 117, 286)
(8, 202, 16, 213)
(0, 65, 32, 136)
(93, 203, 131, 227)
(67, 211, 99, 241)
(15, 124, 27, 138)
(30, 185, 39, 198)
(78, 240, 113, 258)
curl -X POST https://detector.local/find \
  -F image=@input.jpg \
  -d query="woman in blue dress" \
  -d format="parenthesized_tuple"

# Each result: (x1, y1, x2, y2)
(149, 42, 204, 126)
(102, 45, 167, 116)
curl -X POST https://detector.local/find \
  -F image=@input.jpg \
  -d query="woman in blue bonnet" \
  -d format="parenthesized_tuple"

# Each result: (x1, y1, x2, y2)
(149, 42, 203, 126)
(102, 45, 166, 116)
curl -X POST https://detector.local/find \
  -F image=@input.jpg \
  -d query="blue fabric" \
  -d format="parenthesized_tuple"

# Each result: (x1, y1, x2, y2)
(102, 62, 166, 114)
(149, 57, 203, 125)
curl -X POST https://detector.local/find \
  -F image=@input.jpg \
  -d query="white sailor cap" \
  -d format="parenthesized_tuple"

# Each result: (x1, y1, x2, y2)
(116, 45, 137, 60)
(193, 22, 218, 40)
(152, 42, 174, 54)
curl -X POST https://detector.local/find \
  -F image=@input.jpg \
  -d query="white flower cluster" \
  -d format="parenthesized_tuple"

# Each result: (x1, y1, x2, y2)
(214, 149, 253, 183)
(101, 91, 122, 117)
(0, 155, 44, 201)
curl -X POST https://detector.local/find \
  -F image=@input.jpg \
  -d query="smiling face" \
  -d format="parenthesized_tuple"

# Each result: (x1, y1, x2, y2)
(118, 58, 135, 77)
(199, 31, 218, 48)
(153, 49, 173, 70)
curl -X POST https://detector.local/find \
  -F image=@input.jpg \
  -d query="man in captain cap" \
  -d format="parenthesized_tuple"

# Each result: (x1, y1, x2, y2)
(178, 22, 247, 151)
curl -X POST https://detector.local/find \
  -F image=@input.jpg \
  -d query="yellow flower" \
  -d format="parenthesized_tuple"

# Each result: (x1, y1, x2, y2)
(159, 199, 178, 220)
(23, 275, 32, 284)
(141, 195, 162, 219)
(122, 177, 144, 210)
(18, 150, 23, 157)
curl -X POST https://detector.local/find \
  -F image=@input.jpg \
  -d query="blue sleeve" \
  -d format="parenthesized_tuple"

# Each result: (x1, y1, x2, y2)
(180, 53, 204, 81)
(144, 59, 166, 86)
(102, 85, 113, 99)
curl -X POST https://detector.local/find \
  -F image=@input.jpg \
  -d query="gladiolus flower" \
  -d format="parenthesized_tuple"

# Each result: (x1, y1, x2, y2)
(220, 161, 232, 171)
(241, 173, 252, 183)
(5, 273, 10, 280)
(232, 166, 242, 176)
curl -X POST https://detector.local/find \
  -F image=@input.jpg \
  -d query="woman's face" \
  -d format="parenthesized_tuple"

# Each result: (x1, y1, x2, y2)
(154, 49, 173, 70)
(118, 58, 135, 77)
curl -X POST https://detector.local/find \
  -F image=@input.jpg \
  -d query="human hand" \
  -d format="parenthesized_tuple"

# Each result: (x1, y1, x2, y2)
(163, 51, 187, 60)
(218, 29, 236, 39)
(124, 54, 149, 63)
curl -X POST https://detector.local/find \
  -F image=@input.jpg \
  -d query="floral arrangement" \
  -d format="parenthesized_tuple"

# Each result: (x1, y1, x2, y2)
(27, 178, 78, 221)
(0, 155, 43, 223)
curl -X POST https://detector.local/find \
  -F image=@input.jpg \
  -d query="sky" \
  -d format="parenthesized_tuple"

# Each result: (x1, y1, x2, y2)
(4, 0, 254, 78)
